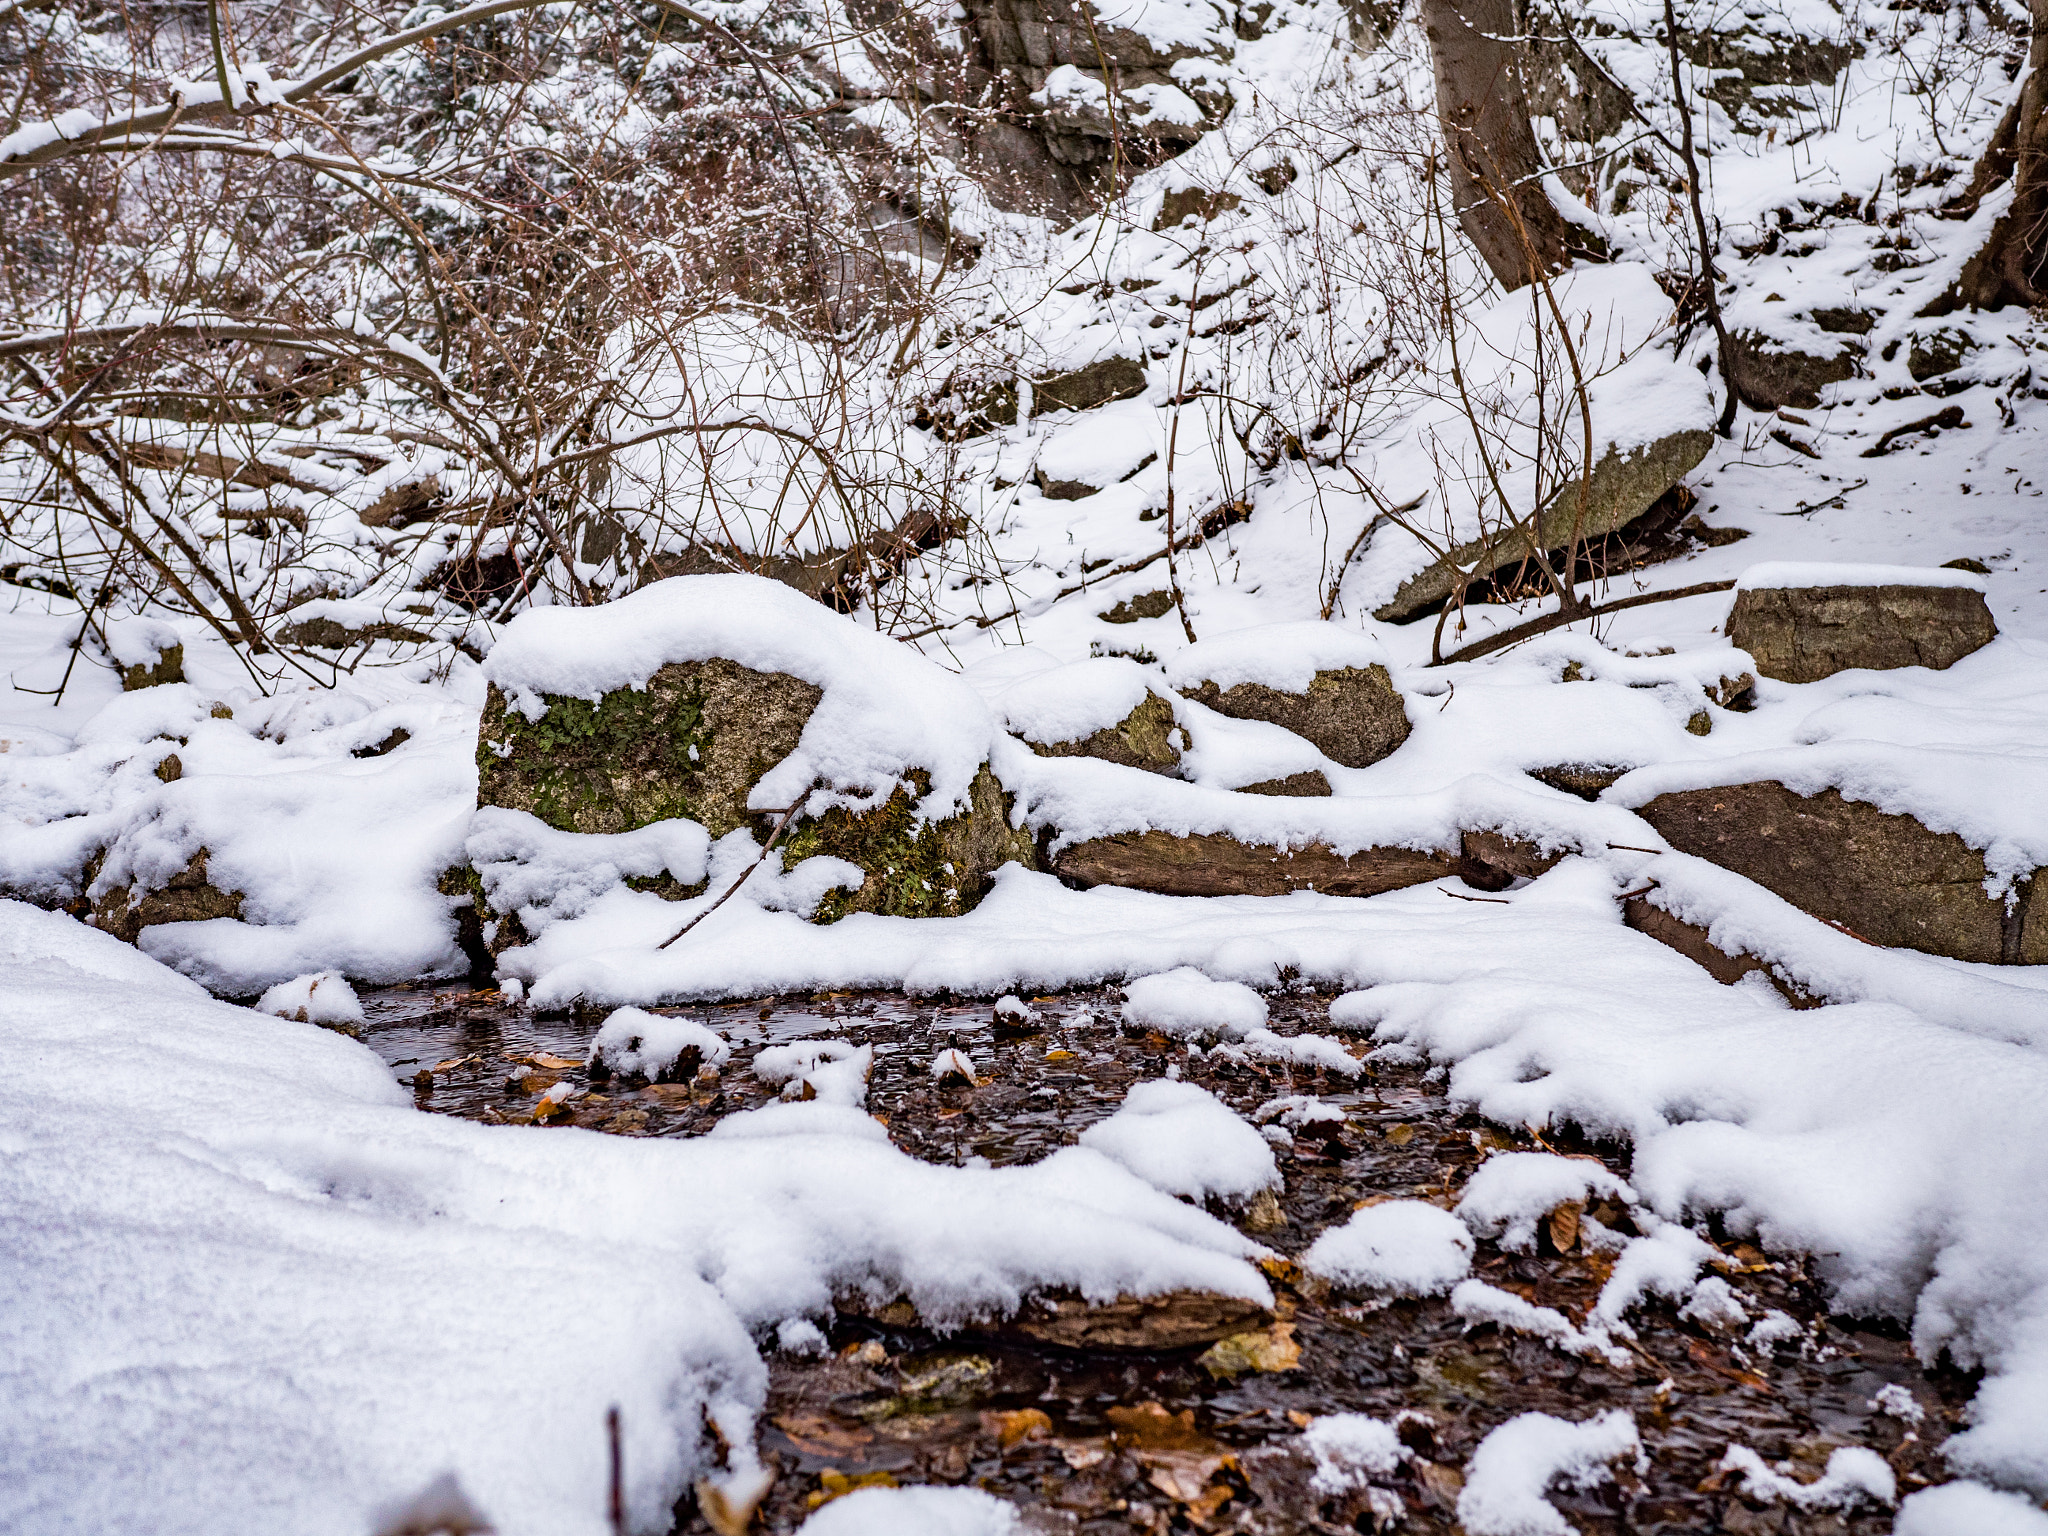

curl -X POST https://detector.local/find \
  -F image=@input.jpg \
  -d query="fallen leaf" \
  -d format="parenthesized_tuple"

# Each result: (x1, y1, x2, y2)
(696, 1469, 775, 1536)
(1384, 1123, 1416, 1146)
(528, 1052, 581, 1070)
(773, 1412, 874, 1458)
(1548, 1200, 1583, 1254)
(1686, 1337, 1771, 1391)
(1107, 1402, 1210, 1452)
(806, 1469, 896, 1511)
(1255, 1254, 1303, 1289)
(984, 1407, 1053, 1448)
(1198, 1321, 1301, 1379)
(1043, 1049, 1076, 1062)
(1286, 1410, 1314, 1430)
(1059, 1440, 1109, 1470)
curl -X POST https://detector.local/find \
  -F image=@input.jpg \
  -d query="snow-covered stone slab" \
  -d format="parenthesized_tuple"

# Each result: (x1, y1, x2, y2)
(1726, 563, 1997, 682)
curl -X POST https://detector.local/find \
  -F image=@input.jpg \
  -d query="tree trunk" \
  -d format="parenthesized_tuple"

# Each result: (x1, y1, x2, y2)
(1420, 0, 1583, 290)
(1952, 0, 2048, 310)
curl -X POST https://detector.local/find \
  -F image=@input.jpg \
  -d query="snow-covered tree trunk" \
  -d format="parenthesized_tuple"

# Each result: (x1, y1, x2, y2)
(1954, 0, 2048, 308)
(1418, 0, 1580, 290)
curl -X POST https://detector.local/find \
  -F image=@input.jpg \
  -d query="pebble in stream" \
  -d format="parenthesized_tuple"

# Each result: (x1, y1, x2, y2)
(361, 985, 1972, 1535)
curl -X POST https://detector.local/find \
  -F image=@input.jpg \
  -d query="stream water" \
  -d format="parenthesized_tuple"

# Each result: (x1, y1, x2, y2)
(361, 985, 1967, 1535)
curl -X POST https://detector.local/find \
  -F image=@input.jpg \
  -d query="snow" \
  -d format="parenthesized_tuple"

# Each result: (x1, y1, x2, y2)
(1162, 620, 1395, 696)
(1454, 1152, 1635, 1253)
(588, 1006, 731, 1082)
(1303, 1199, 1474, 1296)
(995, 657, 1163, 747)
(1076, 1077, 1278, 1203)
(1733, 561, 1991, 593)
(1120, 966, 1267, 1038)
(1455, 1410, 1644, 1536)
(1714, 1444, 1895, 1512)
(1895, 1481, 2048, 1536)
(794, 1485, 1020, 1536)
(102, 614, 183, 669)
(1302, 1412, 1404, 1494)
(255, 969, 365, 1027)
(0, 901, 1272, 1536)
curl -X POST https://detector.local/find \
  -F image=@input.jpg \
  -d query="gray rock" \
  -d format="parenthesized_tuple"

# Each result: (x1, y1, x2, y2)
(1729, 328, 1861, 410)
(1637, 781, 2041, 965)
(1053, 829, 1457, 896)
(89, 850, 243, 943)
(119, 640, 184, 692)
(1726, 582, 1996, 682)
(1180, 666, 1410, 769)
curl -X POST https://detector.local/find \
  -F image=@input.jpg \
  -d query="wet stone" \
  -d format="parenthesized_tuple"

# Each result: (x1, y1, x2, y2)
(362, 985, 1973, 1535)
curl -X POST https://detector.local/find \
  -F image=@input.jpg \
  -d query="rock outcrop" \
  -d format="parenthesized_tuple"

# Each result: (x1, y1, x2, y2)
(1374, 428, 1713, 623)
(1022, 690, 1182, 775)
(1178, 666, 1410, 769)
(1725, 578, 1997, 682)
(88, 850, 243, 943)
(1053, 830, 1460, 897)
(1637, 781, 2041, 965)
(477, 653, 1035, 922)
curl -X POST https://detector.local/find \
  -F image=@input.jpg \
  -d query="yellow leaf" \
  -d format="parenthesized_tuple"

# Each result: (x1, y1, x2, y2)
(985, 1407, 1053, 1448)
(805, 1469, 896, 1511)
(1197, 1321, 1301, 1379)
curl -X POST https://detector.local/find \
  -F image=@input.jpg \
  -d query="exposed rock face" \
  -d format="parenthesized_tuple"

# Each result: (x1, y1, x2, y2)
(1100, 589, 1177, 624)
(89, 850, 243, 943)
(1637, 782, 2042, 965)
(1456, 830, 1562, 892)
(1726, 583, 1997, 682)
(477, 660, 824, 839)
(1375, 428, 1713, 622)
(779, 764, 1038, 922)
(926, 356, 1149, 438)
(119, 641, 184, 692)
(1236, 770, 1331, 797)
(478, 660, 1034, 921)
(1180, 666, 1410, 769)
(1729, 329, 1860, 410)
(281, 616, 429, 650)
(1023, 690, 1182, 774)
(1053, 830, 1458, 897)
(1529, 763, 1631, 800)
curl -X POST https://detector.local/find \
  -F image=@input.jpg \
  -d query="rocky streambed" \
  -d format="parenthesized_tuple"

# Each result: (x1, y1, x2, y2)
(362, 986, 1966, 1536)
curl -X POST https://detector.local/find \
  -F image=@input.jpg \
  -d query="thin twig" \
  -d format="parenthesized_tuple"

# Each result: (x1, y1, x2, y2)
(1433, 578, 1737, 666)
(655, 798, 809, 950)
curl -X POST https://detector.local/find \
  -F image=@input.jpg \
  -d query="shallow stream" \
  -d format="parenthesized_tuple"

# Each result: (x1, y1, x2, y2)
(362, 985, 1968, 1535)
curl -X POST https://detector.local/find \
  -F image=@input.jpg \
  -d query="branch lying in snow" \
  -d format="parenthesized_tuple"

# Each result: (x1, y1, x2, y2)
(1433, 579, 1737, 666)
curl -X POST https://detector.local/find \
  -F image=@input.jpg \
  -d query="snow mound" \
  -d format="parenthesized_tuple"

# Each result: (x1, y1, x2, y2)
(794, 1484, 1020, 1536)
(1714, 1444, 1894, 1512)
(1121, 967, 1267, 1038)
(997, 657, 1165, 745)
(1163, 620, 1393, 696)
(1303, 1200, 1474, 1296)
(752, 1039, 874, 1107)
(589, 1006, 730, 1082)
(1734, 561, 1989, 592)
(1456, 1153, 1636, 1252)
(1455, 1410, 1644, 1536)
(1302, 1413, 1404, 1495)
(1078, 1078, 1278, 1203)
(254, 970, 364, 1027)
(1895, 1481, 2048, 1536)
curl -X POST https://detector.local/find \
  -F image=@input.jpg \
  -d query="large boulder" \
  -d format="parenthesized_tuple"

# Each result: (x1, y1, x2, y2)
(1373, 427, 1712, 623)
(1725, 565, 1997, 682)
(1635, 781, 2041, 965)
(476, 576, 1036, 924)
(1165, 623, 1411, 769)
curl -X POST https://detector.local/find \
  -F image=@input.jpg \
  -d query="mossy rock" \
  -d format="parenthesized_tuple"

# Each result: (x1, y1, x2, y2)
(1023, 692, 1181, 775)
(120, 641, 184, 692)
(89, 850, 242, 943)
(476, 660, 823, 839)
(781, 765, 1038, 922)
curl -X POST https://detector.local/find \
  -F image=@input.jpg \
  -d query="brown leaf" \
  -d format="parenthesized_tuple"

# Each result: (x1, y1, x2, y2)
(528, 1052, 582, 1070)
(1144, 1450, 1237, 1523)
(1548, 1201, 1583, 1254)
(773, 1412, 874, 1458)
(984, 1407, 1053, 1449)
(697, 1470, 775, 1536)
(1107, 1402, 1210, 1452)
